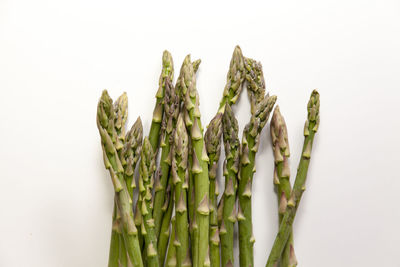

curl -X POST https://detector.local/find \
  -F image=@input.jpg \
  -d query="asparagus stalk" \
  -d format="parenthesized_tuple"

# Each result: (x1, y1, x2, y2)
(238, 94, 277, 267)
(204, 113, 223, 267)
(167, 217, 177, 267)
(219, 104, 240, 267)
(153, 78, 179, 238)
(179, 55, 210, 267)
(134, 196, 144, 249)
(97, 90, 143, 267)
(108, 203, 120, 267)
(244, 58, 266, 115)
(149, 50, 174, 152)
(108, 93, 128, 267)
(217, 46, 245, 114)
(139, 137, 160, 267)
(183, 60, 201, 249)
(270, 106, 297, 267)
(266, 90, 320, 267)
(172, 114, 191, 267)
(157, 180, 174, 266)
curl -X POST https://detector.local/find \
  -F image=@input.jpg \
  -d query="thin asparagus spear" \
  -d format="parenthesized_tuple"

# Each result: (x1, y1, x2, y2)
(183, 60, 201, 249)
(167, 217, 177, 267)
(219, 104, 240, 267)
(217, 46, 245, 114)
(238, 94, 277, 267)
(139, 137, 159, 267)
(97, 90, 143, 267)
(153, 78, 179, 239)
(108, 93, 128, 267)
(243, 58, 266, 115)
(172, 114, 191, 267)
(157, 180, 174, 266)
(266, 90, 320, 267)
(270, 106, 297, 267)
(179, 55, 210, 267)
(204, 113, 223, 267)
(149, 50, 174, 152)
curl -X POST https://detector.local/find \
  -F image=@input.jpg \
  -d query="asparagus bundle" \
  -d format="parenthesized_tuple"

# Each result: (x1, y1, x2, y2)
(270, 106, 296, 267)
(266, 90, 320, 267)
(97, 91, 144, 267)
(220, 104, 240, 267)
(96, 47, 320, 267)
(238, 94, 277, 267)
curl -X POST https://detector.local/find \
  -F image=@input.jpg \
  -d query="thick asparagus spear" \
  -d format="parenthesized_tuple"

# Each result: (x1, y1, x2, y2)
(238, 94, 277, 267)
(204, 113, 223, 267)
(157, 180, 174, 266)
(243, 58, 266, 115)
(139, 137, 159, 267)
(270, 106, 297, 267)
(149, 50, 174, 152)
(266, 90, 320, 267)
(172, 114, 191, 267)
(217, 46, 245, 114)
(153, 78, 179, 238)
(97, 90, 143, 267)
(179, 55, 210, 267)
(219, 104, 240, 267)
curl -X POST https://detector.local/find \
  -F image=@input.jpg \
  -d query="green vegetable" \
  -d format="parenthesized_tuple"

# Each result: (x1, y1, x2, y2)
(220, 104, 240, 267)
(270, 106, 296, 267)
(172, 114, 192, 267)
(179, 55, 210, 267)
(139, 137, 160, 267)
(266, 90, 320, 267)
(204, 113, 223, 267)
(97, 90, 143, 267)
(238, 94, 277, 267)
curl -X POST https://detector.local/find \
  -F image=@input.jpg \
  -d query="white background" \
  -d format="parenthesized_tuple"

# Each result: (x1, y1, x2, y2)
(1, 0, 399, 266)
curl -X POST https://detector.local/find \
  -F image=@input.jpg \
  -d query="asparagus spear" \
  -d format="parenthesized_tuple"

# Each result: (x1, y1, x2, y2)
(219, 104, 240, 267)
(167, 217, 177, 267)
(139, 137, 159, 267)
(157, 180, 174, 266)
(270, 106, 296, 267)
(149, 50, 174, 152)
(238, 94, 277, 267)
(179, 55, 210, 267)
(172, 114, 191, 267)
(108, 202, 120, 267)
(153, 78, 179, 239)
(217, 46, 245, 114)
(266, 90, 320, 267)
(204, 113, 223, 267)
(97, 90, 143, 267)
(243, 58, 266, 115)
(107, 93, 129, 267)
